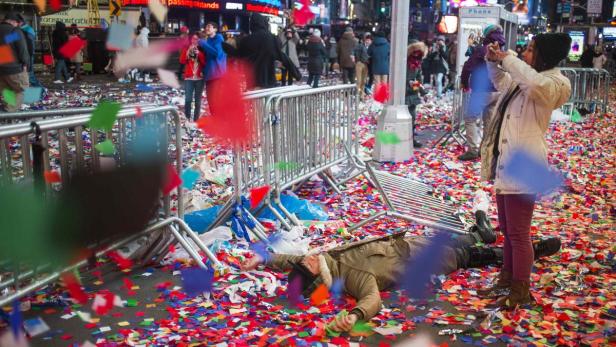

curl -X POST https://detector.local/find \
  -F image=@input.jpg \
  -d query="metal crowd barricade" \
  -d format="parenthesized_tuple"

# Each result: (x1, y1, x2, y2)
(434, 77, 466, 147)
(269, 84, 360, 226)
(348, 163, 466, 234)
(0, 106, 223, 308)
(208, 85, 311, 238)
(0, 104, 154, 125)
(559, 68, 610, 116)
(208, 85, 362, 237)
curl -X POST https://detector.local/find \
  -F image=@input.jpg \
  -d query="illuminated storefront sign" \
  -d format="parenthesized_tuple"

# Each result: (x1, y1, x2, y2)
(123, 0, 220, 9)
(246, 3, 279, 15)
(226, 2, 243, 9)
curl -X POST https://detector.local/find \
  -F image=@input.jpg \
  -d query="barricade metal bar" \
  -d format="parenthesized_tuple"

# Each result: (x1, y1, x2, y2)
(0, 104, 225, 307)
(0, 104, 155, 124)
(348, 162, 467, 234)
(0, 217, 225, 308)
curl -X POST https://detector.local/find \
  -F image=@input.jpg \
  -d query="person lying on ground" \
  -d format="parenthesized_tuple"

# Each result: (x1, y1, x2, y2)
(240, 220, 561, 332)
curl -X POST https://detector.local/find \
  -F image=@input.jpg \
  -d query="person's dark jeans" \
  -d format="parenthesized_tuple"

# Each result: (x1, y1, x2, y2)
(54, 59, 70, 81)
(28, 55, 42, 87)
(307, 74, 320, 88)
(342, 67, 355, 84)
(281, 68, 294, 86)
(185, 79, 205, 121)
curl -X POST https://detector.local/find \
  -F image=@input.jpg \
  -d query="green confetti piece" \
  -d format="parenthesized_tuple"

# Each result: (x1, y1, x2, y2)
(89, 101, 121, 131)
(126, 299, 138, 307)
(376, 131, 401, 145)
(2, 88, 16, 106)
(274, 161, 300, 170)
(95, 139, 115, 155)
(297, 331, 310, 338)
(571, 109, 582, 123)
(351, 321, 372, 333)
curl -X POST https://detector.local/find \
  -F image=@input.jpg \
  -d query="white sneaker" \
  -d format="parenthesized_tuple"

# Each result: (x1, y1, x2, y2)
(67, 77, 74, 83)
(144, 77, 153, 83)
(53, 80, 64, 84)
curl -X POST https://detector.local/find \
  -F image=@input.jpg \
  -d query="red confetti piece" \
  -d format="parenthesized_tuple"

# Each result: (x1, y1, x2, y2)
(44, 170, 61, 183)
(60, 334, 73, 340)
(196, 63, 254, 146)
(169, 244, 176, 253)
(135, 106, 143, 118)
(373, 83, 390, 103)
(61, 273, 88, 304)
(92, 291, 115, 315)
(50, 0, 62, 11)
(123, 278, 135, 291)
(249, 185, 270, 209)
(59, 36, 86, 60)
(0, 45, 15, 64)
(309, 283, 329, 306)
(293, 0, 315, 26)
(162, 164, 182, 196)
(107, 250, 133, 271)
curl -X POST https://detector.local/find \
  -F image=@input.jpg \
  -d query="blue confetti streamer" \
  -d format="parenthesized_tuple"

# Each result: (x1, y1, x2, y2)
(503, 149, 564, 195)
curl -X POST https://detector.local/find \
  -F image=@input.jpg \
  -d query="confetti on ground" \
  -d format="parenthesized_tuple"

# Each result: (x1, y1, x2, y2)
(4, 75, 614, 347)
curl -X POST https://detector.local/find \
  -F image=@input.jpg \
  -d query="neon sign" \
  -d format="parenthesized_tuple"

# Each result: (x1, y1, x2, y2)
(226, 2, 243, 9)
(123, 0, 220, 9)
(246, 3, 279, 15)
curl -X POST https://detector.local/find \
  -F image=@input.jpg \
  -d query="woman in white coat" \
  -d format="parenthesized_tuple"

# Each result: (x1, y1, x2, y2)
(479, 33, 572, 308)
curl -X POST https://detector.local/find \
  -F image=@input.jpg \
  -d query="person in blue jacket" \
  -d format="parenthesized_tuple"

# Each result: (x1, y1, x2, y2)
(368, 32, 390, 85)
(199, 22, 227, 113)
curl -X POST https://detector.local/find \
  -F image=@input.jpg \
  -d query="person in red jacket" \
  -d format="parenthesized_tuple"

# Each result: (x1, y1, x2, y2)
(180, 33, 206, 121)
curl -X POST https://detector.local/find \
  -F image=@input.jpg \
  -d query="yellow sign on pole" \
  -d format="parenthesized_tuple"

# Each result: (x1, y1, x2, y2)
(110, 0, 122, 17)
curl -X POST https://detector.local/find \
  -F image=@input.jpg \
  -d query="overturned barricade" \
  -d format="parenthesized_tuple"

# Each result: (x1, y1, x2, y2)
(0, 105, 222, 307)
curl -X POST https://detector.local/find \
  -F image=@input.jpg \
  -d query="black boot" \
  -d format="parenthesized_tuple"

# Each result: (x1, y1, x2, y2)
(474, 210, 497, 244)
(464, 245, 502, 268)
(533, 237, 561, 259)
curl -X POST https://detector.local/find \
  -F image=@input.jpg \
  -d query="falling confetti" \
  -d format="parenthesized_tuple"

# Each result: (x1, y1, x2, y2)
(89, 101, 121, 131)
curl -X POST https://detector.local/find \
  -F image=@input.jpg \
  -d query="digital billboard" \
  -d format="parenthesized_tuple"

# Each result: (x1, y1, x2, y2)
(567, 30, 585, 62)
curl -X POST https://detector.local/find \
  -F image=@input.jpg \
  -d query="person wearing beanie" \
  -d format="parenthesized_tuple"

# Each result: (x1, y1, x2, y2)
(0, 12, 30, 112)
(306, 29, 326, 88)
(458, 24, 506, 161)
(479, 32, 572, 309)
(406, 40, 428, 148)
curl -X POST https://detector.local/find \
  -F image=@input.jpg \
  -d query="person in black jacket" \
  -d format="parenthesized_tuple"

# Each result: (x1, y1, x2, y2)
(428, 36, 448, 97)
(579, 45, 594, 68)
(223, 13, 283, 89)
(52, 21, 72, 84)
(0, 12, 29, 112)
(306, 29, 327, 88)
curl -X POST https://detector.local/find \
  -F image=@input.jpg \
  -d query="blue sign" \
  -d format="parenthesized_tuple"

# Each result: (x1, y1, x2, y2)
(250, 0, 281, 7)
